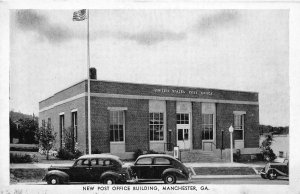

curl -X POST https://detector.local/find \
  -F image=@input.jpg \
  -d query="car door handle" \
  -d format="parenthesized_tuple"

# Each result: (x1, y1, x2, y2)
(86, 167, 90, 170)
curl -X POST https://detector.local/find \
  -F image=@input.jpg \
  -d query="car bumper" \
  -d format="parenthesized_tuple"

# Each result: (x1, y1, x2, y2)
(126, 176, 138, 183)
(259, 170, 266, 175)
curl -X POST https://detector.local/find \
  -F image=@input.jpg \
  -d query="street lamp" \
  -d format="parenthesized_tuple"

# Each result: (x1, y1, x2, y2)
(229, 125, 234, 163)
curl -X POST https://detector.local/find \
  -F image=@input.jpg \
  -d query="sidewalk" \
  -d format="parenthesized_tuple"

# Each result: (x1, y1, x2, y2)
(184, 162, 263, 179)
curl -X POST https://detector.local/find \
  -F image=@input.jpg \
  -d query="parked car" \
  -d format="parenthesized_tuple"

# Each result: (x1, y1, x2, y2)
(260, 158, 289, 180)
(129, 154, 191, 184)
(43, 154, 136, 184)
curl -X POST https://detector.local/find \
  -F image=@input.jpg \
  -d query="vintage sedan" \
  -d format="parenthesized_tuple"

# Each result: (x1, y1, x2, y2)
(260, 158, 289, 180)
(129, 154, 191, 184)
(43, 154, 136, 184)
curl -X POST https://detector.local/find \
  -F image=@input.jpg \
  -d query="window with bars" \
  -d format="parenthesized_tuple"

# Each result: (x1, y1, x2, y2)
(176, 113, 189, 124)
(109, 111, 125, 142)
(201, 114, 213, 140)
(149, 113, 164, 141)
(234, 114, 245, 140)
(72, 112, 78, 142)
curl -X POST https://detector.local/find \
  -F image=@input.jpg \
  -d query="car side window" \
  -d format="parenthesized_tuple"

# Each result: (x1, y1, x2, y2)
(90, 159, 98, 166)
(154, 158, 171, 165)
(98, 159, 104, 166)
(76, 159, 90, 166)
(104, 159, 112, 166)
(136, 157, 152, 165)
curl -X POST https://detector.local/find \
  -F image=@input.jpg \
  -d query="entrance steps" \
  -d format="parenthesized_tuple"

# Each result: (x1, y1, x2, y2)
(166, 150, 226, 163)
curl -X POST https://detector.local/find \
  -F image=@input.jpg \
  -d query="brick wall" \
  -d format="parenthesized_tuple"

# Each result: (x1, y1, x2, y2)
(39, 81, 86, 109)
(90, 97, 149, 153)
(166, 101, 177, 148)
(192, 102, 202, 149)
(90, 80, 258, 102)
(216, 103, 259, 149)
(39, 97, 87, 153)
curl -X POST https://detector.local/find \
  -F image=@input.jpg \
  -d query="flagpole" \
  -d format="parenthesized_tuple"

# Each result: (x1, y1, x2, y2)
(87, 9, 92, 155)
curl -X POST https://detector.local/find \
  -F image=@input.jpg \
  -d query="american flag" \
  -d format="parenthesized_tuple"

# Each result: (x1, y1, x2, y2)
(73, 9, 87, 21)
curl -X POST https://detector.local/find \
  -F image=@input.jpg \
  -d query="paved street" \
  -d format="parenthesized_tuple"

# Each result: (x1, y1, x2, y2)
(14, 177, 288, 185)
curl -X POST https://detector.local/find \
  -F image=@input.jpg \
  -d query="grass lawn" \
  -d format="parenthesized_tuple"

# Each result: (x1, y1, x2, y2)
(193, 167, 257, 175)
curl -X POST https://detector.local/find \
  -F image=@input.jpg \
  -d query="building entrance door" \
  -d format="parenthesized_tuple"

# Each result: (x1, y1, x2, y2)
(176, 113, 190, 150)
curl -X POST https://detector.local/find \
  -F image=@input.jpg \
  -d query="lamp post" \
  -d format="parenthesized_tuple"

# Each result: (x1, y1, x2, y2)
(229, 125, 234, 163)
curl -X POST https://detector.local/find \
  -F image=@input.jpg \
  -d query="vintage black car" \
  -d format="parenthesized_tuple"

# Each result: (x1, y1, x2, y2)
(129, 154, 191, 184)
(260, 158, 289, 180)
(43, 154, 136, 184)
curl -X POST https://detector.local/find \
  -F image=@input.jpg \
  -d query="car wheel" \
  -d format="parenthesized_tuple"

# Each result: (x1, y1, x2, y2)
(260, 174, 267, 179)
(268, 170, 277, 180)
(103, 177, 116, 185)
(163, 174, 177, 184)
(48, 176, 60, 185)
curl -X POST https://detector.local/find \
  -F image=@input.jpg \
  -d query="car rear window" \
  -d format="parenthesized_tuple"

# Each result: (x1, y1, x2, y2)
(154, 158, 171, 165)
(136, 157, 152, 165)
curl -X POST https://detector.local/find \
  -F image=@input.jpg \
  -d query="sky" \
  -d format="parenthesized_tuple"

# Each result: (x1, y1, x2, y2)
(9, 9, 289, 126)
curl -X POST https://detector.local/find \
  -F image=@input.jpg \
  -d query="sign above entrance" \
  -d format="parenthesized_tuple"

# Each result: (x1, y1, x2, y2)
(153, 88, 213, 96)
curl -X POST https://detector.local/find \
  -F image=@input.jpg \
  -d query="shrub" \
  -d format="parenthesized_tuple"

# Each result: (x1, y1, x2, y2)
(260, 134, 277, 162)
(256, 153, 264, 161)
(146, 150, 161, 154)
(57, 148, 83, 160)
(134, 149, 143, 160)
(74, 149, 83, 159)
(92, 148, 102, 154)
(57, 148, 74, 160)
(10, 153, 34, 163)
(10, 146, 39, 152)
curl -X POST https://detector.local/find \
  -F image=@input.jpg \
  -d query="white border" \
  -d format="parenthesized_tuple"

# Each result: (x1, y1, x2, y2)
(2, 1, 300, 194)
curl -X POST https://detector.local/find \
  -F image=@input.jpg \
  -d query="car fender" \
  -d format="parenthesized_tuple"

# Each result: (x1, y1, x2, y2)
(45, 170, 69, 182)
(162, 168, 187, 179)
(268, 168, 288, 176)
(100, 171, 124, 182)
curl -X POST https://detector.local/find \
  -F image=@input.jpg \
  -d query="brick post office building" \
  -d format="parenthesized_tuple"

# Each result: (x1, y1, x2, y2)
(39, 77, 259, 159)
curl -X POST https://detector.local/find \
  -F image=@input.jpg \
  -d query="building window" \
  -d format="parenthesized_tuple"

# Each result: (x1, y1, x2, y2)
(47, 118, 51, 129)
(109, 111, 125, 142)
(201, 114, 213, 140)
(149, 113, 164, 141)
(234, 114, 245, 140)
(59, 114, 65, 147)
(72, 111, 78, 142)
(176, 113, 189, 124)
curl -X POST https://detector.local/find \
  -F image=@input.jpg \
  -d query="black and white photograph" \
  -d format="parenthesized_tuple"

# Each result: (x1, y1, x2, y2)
(1, 1, 300, 194)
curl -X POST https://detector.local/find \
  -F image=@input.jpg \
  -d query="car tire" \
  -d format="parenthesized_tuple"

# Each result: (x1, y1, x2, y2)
(103, 177, 116, 185)
(267, 170, 277, 180)
(47, 176, 60, 185)
(163, 174, 177, 184)
(260, 174, 267, 179)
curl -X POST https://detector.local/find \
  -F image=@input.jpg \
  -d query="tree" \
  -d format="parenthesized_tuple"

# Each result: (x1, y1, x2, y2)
(260, 134, 276, 161)
(10, 118, 18, 143)
(18, 118, 39, 144)
(37, 124, 57, 160)
(63, 127, 75, 153)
